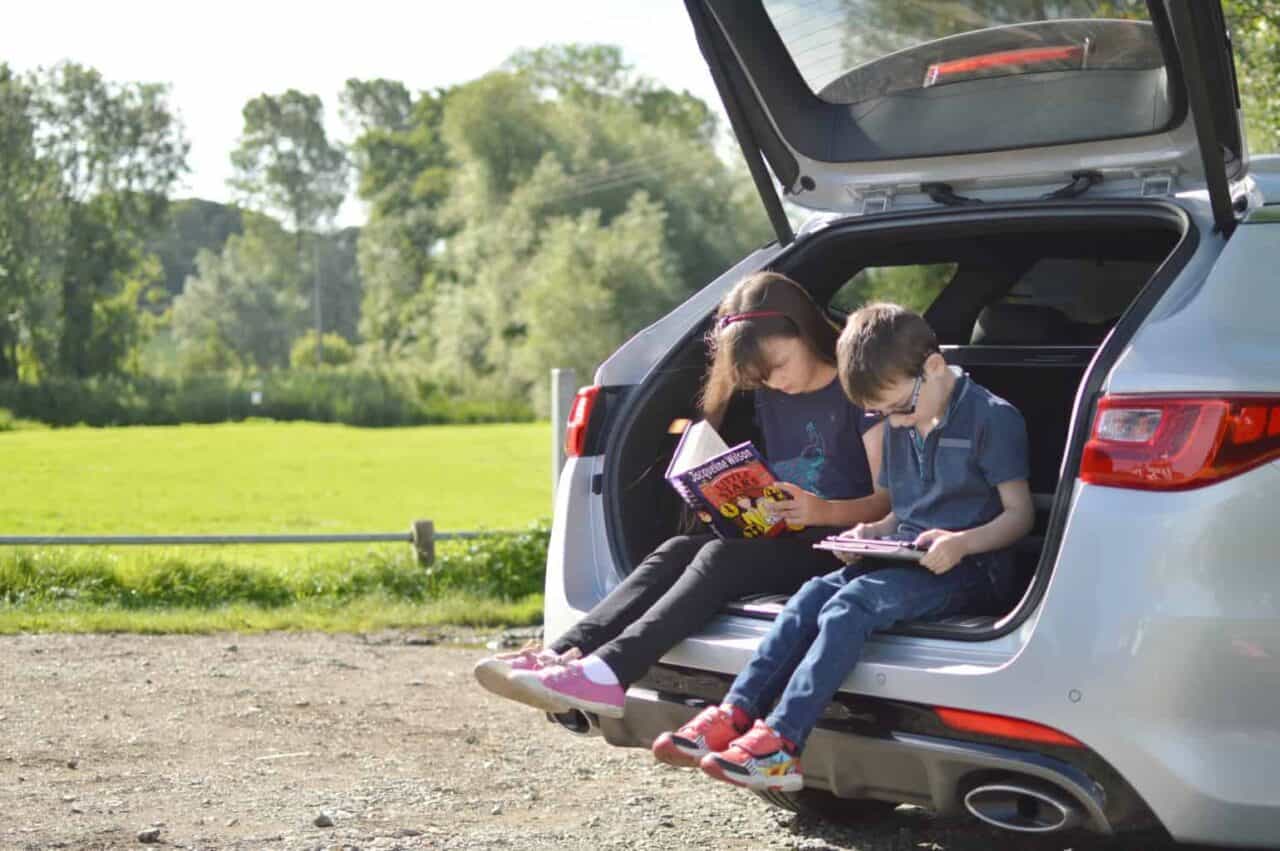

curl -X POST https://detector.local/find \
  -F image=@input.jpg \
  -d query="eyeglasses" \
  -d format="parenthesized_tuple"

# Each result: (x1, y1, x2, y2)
(870, 374, 923, 418)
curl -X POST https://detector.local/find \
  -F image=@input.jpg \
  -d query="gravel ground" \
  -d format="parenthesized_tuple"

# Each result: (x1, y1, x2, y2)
(0, 630, 1232, 850)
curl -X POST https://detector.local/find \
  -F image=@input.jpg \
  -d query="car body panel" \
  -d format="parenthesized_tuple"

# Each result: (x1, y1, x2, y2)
(1108, 216, 1280, 395)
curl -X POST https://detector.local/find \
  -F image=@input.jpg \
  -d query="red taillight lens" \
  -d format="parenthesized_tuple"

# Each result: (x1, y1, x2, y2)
(935, 707, 1083, 748)
(564, 386, 601, 458)
(1080, 396, 1280, 491)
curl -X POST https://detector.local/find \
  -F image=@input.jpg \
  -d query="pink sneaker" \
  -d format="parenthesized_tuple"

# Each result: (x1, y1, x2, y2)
(473, 643, 566, 704)
(507, 660, 626, 718)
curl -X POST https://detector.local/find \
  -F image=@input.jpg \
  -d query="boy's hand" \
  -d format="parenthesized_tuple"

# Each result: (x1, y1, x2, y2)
(773, 482, 828, 526)
(914, 529, 969, 574)
(831, 522, 880, 564)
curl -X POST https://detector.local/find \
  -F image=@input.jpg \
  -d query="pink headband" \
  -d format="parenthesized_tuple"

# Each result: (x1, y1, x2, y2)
(716, 310, 785, 331)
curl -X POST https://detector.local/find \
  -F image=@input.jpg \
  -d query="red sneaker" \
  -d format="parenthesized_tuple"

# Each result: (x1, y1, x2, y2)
(700, 720, 803, 791)
(652, 705, 744, 768)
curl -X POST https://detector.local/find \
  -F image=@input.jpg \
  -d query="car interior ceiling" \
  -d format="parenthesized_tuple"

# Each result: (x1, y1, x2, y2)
(612, 221, 1181, 623)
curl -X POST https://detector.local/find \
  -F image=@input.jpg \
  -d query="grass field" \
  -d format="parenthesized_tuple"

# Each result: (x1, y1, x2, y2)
(2, 420, 550, 534)
(1, 421, 553, 632)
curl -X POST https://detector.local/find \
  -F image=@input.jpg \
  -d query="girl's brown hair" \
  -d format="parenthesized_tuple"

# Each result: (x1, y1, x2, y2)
(700, 271, 839, 428)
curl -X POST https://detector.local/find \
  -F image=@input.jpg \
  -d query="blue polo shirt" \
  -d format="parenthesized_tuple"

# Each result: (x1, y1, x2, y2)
(754, 377, 879, 500)
(879, 367, 1029, 540)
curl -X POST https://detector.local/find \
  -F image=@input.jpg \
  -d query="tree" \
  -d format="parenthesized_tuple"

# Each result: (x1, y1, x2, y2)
(29, 62, 189, 377)
(508, 44, 715, 142)
(1225, 0, 1280, 154)
(341, 79, 454, 357)
(0, 65, 62, 380)
(229, 90, 348, 241)
(425, 52, 770, 407)
(169, 228, 307, 374)
(147, 198, 246, 300)
(229, 90, 348, 363)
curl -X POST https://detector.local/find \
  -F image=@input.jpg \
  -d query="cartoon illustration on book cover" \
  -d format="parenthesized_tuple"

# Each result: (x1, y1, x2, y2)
(697, 458, 801, 538)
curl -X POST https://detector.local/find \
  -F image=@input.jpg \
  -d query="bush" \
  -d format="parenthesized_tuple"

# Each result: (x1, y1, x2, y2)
(290, 332, 356, 369)
(0, 371, 536, 428)
(422, 520, 551, 599)
(0, 408, 44, 433)
(0, 522, 552, 609)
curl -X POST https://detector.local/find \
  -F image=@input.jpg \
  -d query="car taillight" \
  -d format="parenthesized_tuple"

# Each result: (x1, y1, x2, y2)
(1080, 396, 1280, 491)
(934, 707, 1083, 748)
(564, 386, 601, 458)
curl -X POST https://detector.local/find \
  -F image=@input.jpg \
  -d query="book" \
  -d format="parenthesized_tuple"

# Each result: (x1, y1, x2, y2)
(664, 420, 800, 539)
(812, 536, 926, 562)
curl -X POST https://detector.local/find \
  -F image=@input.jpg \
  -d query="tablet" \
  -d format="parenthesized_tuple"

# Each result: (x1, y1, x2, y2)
(813, 536, 926, 562)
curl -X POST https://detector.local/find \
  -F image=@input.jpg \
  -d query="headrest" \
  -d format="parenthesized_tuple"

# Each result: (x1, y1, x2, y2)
(970, 303, 1073, 345)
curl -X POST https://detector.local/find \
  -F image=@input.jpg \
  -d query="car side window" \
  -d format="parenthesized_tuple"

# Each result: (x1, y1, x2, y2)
(827, 263, 957, 318)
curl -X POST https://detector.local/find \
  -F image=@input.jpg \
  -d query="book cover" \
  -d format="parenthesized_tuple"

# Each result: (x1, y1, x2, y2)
(665, 421, 800, 539)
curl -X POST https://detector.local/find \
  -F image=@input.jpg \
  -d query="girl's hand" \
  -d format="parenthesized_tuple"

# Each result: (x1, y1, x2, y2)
(772, 482, 829, 527)
(914, 529, 969, 574)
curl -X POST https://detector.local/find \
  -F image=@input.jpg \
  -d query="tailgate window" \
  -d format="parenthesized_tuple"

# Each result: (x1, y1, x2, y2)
(763, 1, 1162, 105)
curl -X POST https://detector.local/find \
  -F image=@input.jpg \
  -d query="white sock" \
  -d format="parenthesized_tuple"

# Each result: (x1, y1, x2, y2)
(578, 654, 620, 686)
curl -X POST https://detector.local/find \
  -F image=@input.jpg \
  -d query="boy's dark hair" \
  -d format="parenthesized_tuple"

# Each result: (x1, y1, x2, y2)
(837, 303, 939, 406)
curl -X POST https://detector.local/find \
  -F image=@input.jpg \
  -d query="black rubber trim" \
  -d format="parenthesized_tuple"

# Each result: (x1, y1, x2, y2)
(1167, 0, 1242, 236)
(601, 199, 1197, 646)
(577, 385, 631, 458)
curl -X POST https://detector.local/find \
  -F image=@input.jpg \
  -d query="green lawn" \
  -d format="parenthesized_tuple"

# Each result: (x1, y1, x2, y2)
(0, 421, 553, 632)
(2, 420, 551, 535)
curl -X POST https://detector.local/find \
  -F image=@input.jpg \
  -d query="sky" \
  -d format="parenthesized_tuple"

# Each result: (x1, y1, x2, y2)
(0, 1, 732, 227)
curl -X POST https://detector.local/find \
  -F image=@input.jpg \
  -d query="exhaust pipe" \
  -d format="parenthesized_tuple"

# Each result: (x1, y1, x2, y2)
(547, 708, 600, 736)
(964, 778, 1085, 833)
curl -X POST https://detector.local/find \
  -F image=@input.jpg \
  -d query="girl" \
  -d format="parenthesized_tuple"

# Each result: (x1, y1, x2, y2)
(473, 272, 889, 765)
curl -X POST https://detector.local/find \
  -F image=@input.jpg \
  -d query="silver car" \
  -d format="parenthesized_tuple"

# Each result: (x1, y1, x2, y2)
(544, 1, 1280, 845)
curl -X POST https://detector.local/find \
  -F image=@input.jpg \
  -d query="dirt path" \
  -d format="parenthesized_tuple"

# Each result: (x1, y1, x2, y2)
(0, 631, 1216, 850)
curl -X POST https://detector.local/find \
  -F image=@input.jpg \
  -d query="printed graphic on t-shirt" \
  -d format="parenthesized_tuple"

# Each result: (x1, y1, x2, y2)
(772, 421, 827, 496)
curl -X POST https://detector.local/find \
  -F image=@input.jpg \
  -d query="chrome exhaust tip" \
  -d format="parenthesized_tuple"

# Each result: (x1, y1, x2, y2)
(964, 779, 1084, 833)
(547, 708, 600, 736)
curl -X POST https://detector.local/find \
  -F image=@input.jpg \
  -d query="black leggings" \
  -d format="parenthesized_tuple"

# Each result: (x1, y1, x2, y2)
(548, 531, 841, 686)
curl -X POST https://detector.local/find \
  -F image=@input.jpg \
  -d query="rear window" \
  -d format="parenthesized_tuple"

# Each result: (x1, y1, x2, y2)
(1002, 257, 1152, 324)
(828, 263, 956, 316)
(762, 1, 1162, 105)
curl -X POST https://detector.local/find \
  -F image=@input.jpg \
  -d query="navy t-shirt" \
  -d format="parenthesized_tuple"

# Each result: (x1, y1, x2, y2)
(753, 377, 879, 500)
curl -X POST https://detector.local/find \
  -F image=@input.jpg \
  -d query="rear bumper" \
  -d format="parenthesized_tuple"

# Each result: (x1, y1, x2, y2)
(585, 681, 1118, 835)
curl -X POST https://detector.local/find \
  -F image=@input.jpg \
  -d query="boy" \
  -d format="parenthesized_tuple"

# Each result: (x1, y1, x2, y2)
(651, 303, 1034, 790)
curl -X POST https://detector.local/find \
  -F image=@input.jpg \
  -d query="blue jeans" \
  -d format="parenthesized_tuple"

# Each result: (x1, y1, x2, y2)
(724, 553, 1014, 750)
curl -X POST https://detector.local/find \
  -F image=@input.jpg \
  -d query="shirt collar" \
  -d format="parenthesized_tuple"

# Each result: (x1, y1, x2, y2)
(935, 365, 970, 431)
